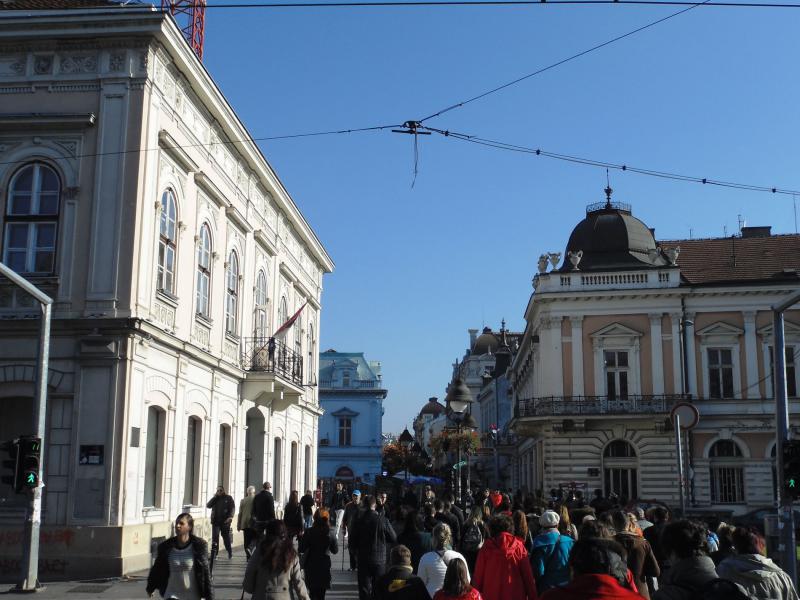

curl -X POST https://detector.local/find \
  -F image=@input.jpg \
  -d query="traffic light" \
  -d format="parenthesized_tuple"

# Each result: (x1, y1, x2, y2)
(18, 436, 41, 490)
(782, 439, 800, 500)
(0, 439, 19, 489)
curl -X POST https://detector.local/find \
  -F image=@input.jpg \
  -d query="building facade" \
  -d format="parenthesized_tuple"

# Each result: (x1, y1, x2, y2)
(318, 351, 386, 489)
(510, 193, 799, 514)
(0, 3, 333, 579)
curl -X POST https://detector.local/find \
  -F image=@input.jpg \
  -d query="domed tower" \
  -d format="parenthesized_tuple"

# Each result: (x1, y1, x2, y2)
(558, 186, 668, 272)
(471, 327, 499, 356)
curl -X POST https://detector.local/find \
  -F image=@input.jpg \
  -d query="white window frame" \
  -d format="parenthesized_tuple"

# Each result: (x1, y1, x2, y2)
(254, 269, 269, 339)
(195, 224, 212, 319)
(338, 417, 352, 446)
(3, 162, 61, 275)
(706, 347, 736, 399)
(157, 189, 178, 295)
(697, 322, 743, 400)
(225, 251, 239, 336)
(590, 323, 642, 398)
(760, 321, 800, 399)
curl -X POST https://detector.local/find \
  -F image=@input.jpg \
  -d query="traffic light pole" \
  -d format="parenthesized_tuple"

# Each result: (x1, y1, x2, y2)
(773, 290, 800, 586)
(0, 262, 52, 591)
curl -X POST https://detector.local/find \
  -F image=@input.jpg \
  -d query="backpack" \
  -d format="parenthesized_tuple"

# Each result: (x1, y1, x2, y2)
(675, 578, 751, 600)
(461, 523, 483, 552)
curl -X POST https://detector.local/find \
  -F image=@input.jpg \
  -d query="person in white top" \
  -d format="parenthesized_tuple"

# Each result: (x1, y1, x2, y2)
(418, 522, 470, 598)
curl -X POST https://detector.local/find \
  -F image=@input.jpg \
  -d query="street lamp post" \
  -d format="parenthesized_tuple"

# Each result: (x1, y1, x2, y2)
(398, 428, 414, 483)
(445, 378, 476, 508)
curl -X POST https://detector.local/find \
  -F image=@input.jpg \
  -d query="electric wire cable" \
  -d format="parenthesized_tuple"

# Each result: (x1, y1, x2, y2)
(20, 1, 800, 8)
(0, 123, 400, 168)
(422, 125, 800, 195)
(418, 0, 713, 122)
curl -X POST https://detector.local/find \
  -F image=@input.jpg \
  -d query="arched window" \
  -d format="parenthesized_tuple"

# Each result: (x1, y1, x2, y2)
(307, 322, 316, 383)
(709, 440, 744, 504)
(225, 251, 239, 335)
(144, 406, 166, 508)
(218, 424, 231, 490)
(3, 162, 60, 274)
(254, 270, 268, 339)
(196, 224, 212, 318)
(278, 297, 288, 330)
(295, 313, 303, 359)
(602, 440, 638, 501)
(157, 189, 177, 294)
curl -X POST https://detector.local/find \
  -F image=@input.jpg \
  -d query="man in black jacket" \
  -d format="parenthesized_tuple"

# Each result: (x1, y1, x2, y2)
(330, 481, 348, 538)
(206, 486, 235, 567)
(374, 544, 431, 600)
(350, 494, 397, 600)
(252, 481, 275, 538)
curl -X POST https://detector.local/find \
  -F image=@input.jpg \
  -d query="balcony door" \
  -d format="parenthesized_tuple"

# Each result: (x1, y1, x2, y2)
(603, 440, 638, 502)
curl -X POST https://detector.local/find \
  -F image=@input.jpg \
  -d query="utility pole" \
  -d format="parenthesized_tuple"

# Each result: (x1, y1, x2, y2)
(773, 289, 800, 584)
(0, 262, 52, 591)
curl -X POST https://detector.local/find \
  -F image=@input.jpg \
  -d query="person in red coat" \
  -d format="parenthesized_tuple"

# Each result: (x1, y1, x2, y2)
(473, 514, 537, 600)
(540, 537, 642, 600)
(433, 559, 483, 600)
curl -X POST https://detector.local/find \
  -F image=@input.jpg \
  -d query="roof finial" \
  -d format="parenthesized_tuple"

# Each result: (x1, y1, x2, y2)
(501, 318, 506, 332)
(605, 169, 613, 208)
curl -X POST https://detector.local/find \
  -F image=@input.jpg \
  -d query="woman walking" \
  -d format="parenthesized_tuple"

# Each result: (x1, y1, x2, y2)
(418, 523, 470, 598)
(473, 514, 537, 600)
(299, 509, 339, 600)
(610, 510, 659, 599)
(433, 559, 484, 600)
(512, 510, 534, 554)
(146, 513, 213, 600)
(243, 520, 310, 600)
(461, 506, 488, 574)
(284, 490, 305, 541)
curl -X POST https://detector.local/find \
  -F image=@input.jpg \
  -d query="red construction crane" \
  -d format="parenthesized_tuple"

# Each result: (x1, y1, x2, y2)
(161, 0, 207, 61)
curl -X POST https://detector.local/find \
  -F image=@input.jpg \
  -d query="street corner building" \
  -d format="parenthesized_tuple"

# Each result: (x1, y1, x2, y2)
(0, 0, 334, 581)
(317, 351, 386, 491)
(508, 192, 800, 515)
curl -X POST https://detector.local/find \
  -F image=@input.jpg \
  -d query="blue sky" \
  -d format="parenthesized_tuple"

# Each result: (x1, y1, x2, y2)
(201, 2, 800, 433)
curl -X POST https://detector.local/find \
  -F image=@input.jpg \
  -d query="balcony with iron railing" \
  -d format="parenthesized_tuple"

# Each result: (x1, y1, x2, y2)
(240, 337, 304, 410)
(515, 394, 687, 418)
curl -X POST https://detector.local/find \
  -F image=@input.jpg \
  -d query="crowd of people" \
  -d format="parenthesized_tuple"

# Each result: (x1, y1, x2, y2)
(145, 482, 800, 600)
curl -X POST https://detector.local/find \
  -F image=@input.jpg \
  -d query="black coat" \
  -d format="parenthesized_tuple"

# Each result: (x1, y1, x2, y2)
(396, 529, 433, 573)
(206, 494, 235, 525)
(299, 527, 338, 591)
(374, 566, 431, 600)
(350, 509, 397, 566)
(330, 490, 348, 511)
(284, 503, 304, 531)
(146, 536, 213, 600)
(253, 490, 276, 522)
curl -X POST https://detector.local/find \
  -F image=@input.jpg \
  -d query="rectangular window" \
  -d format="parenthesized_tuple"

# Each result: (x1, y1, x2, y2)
(710, 466, 744, 503)
(770, 347, 797, 398)
(708, 348, 734, 398)
(183, 418, 200, 506)
(604, 350, 629, 400)
(338, 417, 352, 447)
(144, 407, 165, 508)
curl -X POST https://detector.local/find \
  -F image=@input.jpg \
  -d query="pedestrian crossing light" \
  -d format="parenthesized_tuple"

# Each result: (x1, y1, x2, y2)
(18, 436, 40, 491)
(0, 439, 20, 490)
(782, 440, 800, 501)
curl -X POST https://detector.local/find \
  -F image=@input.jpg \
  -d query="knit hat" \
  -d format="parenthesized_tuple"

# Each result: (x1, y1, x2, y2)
(540, 510, 560, 528)
(390, 545, 412, 567)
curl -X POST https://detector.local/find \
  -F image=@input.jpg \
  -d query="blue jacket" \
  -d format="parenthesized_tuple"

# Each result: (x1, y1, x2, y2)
(530, 529, 574, 593)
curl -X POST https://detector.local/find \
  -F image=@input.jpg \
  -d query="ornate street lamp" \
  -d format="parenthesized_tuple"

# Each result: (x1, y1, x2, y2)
(445, 378, 475, 506)
(398, 428, 415, 482)
(445, 378, 473, 414)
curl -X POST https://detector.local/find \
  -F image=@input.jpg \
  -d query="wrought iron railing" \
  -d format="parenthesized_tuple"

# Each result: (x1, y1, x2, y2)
(516, 394, 687, 418)
(241, 337, 303, 386)
(586, 201, 632, 214)
(319, 379, 381, 389)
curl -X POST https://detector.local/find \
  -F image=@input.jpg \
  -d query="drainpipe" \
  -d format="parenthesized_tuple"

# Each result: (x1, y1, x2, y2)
(679, 296, 695, 506)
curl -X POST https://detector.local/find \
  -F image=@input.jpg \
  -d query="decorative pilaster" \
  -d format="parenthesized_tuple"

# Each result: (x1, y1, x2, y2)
(685, 313, 698, 397)
(650, 314, 665, 395)
(570, 316, 584, 396)
(671, 314, 683, 394)
(743, 311, 759, 399)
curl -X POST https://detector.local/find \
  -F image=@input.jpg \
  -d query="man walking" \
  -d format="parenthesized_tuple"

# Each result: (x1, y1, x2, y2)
(350, 494, 397, 600)
(301, 489, 316, 529)
(343, 490, 363, 571)
(330, 481, 348, 539)
(237, 485, 257, 559)
(206, 486, 236, 569)
(252, 481, 276, 538)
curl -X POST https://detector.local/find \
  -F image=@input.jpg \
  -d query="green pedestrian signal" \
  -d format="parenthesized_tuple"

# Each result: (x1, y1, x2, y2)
(791, 479, 797, 488)
(25, 472, 36, 487)
(783, 440, 800, 500)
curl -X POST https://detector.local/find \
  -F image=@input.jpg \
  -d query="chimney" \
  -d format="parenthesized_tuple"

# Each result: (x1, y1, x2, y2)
(741, 226, 772, 238)
(468, 328, 478, 348)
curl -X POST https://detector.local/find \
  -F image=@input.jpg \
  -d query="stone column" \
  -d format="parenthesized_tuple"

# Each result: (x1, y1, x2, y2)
(570, 316, 584, 397)
(743, 311, 759, 399)
(650, 314, 665, 395)
(685, 313, 698, 397)
(671, 313, 683, 394)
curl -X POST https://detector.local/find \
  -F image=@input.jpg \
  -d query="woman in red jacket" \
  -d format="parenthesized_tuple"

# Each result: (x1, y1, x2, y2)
(433, 559, 483, 600)
(473, 514, 537, 600)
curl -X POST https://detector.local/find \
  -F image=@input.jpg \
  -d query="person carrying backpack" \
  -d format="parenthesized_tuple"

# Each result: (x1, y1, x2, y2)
(461, 506, 487, 573)
(418, 523, 469, 598)
(531, 510, 574, 594)
(653, 520, 749, 600)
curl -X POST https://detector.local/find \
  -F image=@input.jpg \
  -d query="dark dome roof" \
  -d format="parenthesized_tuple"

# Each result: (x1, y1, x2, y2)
(559, 200, 667, 272)
(472, 327, 498, 355)
(419, 397, 445, 416)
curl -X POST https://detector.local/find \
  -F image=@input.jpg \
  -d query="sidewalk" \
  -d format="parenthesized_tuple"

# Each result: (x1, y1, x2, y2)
(1, 543, 359, 599)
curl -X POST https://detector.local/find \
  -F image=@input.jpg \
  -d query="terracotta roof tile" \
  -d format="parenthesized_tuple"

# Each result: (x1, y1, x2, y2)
(657, 234, 800, 286)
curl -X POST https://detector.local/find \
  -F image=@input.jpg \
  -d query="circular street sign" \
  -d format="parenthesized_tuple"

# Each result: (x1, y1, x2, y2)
(670, 402, 700, 430)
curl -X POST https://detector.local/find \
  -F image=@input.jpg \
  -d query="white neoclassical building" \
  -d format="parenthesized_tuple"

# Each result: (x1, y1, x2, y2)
(0, 1, 333, 579)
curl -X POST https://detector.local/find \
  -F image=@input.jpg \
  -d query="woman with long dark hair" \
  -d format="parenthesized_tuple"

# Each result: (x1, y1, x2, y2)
(146, 513, 213, 600)
(298, 509, 338, 600)
(243, 520, 310, 600)
(433, 559, 483, 600)
(284, 490, 305, 541)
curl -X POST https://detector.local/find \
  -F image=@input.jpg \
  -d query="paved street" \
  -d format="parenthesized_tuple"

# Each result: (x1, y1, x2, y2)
(4, 541, 359, 600)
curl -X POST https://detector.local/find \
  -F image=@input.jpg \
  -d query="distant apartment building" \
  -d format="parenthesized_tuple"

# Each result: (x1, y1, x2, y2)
(318, 351, 386, 489)
(510, 191, 799, 513)
(0, 1, 333, 579)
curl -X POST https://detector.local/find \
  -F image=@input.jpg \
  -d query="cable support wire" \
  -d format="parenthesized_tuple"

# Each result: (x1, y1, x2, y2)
(418, 0, 713, 122)
(422, 125, 800, 195)
(0, 124, 399, 168)
(42, 1, 800, 8)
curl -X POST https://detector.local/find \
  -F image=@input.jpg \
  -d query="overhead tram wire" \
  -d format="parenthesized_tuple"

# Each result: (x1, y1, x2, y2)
(0, 124, 400, 168)
(421, 125, 800, 196)
(47, 1, 800, 8)
(418, 0, 714, 122)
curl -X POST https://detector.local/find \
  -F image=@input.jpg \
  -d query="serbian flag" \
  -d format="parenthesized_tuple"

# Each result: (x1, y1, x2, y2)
(272, 302, 307, 337)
